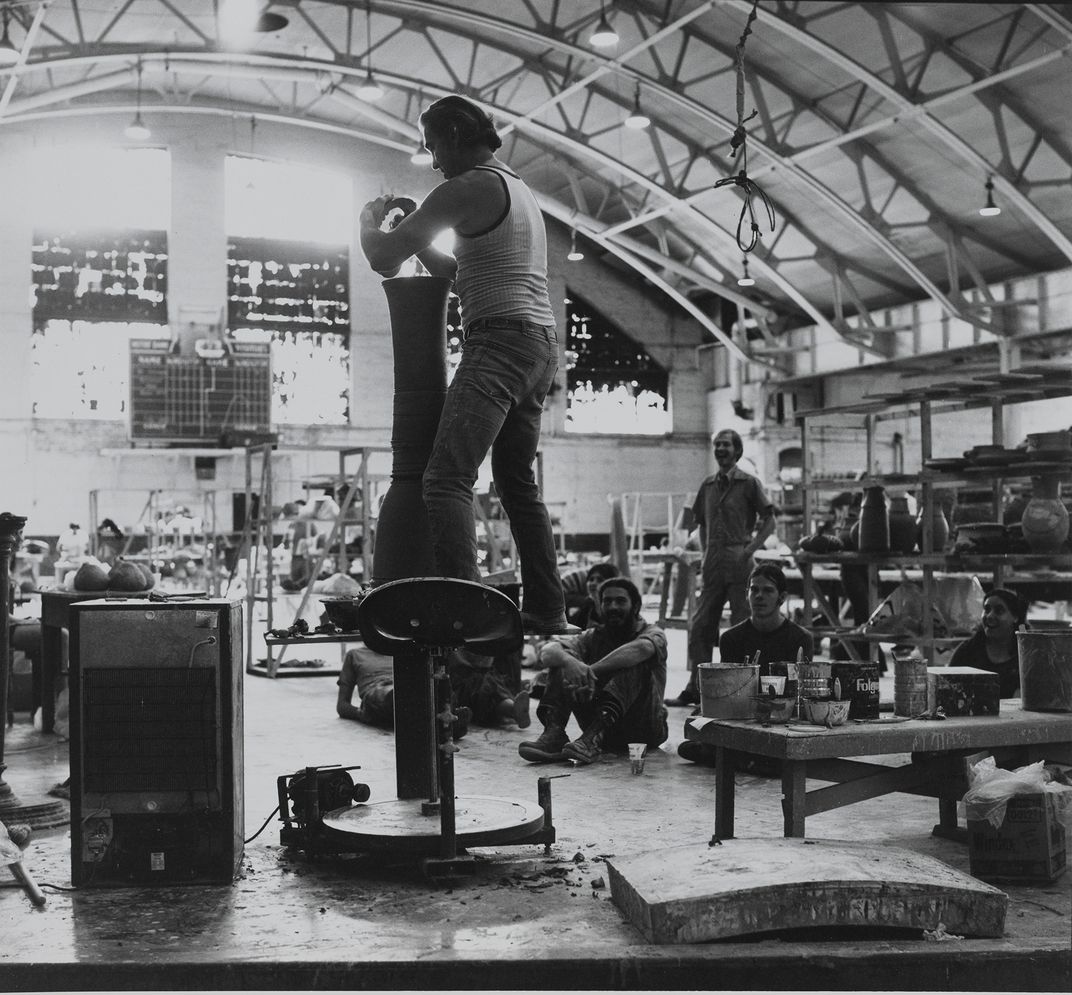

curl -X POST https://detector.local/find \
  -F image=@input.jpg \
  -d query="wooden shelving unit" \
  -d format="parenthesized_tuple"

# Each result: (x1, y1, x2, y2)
(795, 363, 1072, 662)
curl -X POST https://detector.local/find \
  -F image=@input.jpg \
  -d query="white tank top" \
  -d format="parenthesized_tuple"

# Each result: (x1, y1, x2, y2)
(452, 164, 556, 329)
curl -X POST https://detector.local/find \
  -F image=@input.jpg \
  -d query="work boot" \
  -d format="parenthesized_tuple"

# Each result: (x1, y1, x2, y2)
(513, 690, 531, 729)
(518, 706, 569, 762)
(664, 675, 700, 707)
(562, 716, 609, 765)
(677, 740, 717, 766)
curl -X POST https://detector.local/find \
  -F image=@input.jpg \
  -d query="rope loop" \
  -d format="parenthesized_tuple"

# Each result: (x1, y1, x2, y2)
(713, 0, 775, 253)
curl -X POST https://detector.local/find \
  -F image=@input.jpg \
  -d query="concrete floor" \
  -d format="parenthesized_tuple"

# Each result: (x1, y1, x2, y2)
(1, 624, 1070, 992)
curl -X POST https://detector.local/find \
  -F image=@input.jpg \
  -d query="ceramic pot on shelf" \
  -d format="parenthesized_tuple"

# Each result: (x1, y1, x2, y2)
(888, 494, 917, 553)
(916, 500, 950, 553)
(857, 484, 890, 553)
(1021, 475, 1070, 553)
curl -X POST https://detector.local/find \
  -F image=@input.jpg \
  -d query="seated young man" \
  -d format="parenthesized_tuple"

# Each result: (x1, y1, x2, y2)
(518, 577, 668, 765)
(679, 562, 813, 768)
(567, 561, 620, 630)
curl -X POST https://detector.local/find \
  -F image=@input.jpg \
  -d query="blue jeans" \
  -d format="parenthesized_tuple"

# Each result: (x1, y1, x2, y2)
(540, 658, 668, 750)
(687, 545, 753, 670)
(422, 319, 565, 617)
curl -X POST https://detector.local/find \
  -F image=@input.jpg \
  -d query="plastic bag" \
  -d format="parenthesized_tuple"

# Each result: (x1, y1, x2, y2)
(961, 756, 1072, 832)
(863, 582, 949, 637)
(934, 575, 986, 635)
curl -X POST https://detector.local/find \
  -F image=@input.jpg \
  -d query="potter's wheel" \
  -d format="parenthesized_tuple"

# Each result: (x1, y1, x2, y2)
(321, 795, 546, 852)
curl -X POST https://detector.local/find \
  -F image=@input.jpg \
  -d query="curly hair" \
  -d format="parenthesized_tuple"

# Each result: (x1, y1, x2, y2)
(597, 576, 643, 617)
(419, 95, 502, 151)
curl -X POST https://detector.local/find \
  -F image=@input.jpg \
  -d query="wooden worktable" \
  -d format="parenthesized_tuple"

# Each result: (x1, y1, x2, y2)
(685, 705, 1072, 839)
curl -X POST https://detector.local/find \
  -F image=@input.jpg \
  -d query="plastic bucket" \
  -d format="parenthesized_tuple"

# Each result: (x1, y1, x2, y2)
(699, 664, 759, 720)
(1017, 630, 1072, 712)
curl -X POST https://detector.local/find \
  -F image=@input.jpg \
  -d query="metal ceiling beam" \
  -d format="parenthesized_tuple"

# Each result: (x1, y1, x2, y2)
(7, 1, 1068, 346)
(3, 1, 894, 334)
(2, 37, 838, 339)
(0, 85, 764, 362)
(738, 0, 1072, 267)
(0, 0, 49, 116)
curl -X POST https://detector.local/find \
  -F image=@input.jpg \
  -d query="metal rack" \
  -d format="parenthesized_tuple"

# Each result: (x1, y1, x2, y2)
(240, 444, 390, 677)
(795, 363, 1072, 663)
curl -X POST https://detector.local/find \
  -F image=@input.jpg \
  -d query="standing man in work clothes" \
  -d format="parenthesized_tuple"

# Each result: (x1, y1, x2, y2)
(358, 94, 571, 636)
(665, 429, 776, 707)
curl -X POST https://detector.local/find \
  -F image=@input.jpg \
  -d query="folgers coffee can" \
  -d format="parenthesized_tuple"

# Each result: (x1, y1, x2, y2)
(831, 661, 881, 719)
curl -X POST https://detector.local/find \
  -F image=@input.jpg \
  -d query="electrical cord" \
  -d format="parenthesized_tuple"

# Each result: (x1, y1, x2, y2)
(712, 0, 776, 253)
(244, 805, 280, 845)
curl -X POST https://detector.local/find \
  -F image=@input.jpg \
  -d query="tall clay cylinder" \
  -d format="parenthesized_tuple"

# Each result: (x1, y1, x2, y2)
(887, 494, 917, 553)
(372, 276, 451, 583)
(371, 276, 451, 803)
(857, 484, 890, 553)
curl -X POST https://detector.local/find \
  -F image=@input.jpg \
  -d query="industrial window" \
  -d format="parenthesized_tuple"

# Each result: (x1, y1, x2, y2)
(28, 148, 171, 420)
(564, 292, 670, 435)
(225, 156, 353, 426)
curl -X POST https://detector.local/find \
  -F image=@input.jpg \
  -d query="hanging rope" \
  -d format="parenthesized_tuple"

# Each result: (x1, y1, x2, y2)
(712, 0, 775, 253)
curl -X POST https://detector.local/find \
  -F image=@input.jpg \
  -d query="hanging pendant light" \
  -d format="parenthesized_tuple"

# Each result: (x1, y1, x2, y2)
(410, 147, 432, 166)
(356, 70, 384, 101)
(567, 229, 585, 262)
(0, 8, 21, 66)
(356, 3, 383, 101)
(979, 174, 1001, 217)
(624, 82, 650, 130)
(124, 58, 151, 140)
(254, 6, 289, 33)
(589, 1, 618, 48)
(736, 256, 755, 287)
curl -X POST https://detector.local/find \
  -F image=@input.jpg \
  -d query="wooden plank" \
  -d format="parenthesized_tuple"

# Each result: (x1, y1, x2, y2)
(606, 839, 1008, 944)
(685, 708, 1072, 762)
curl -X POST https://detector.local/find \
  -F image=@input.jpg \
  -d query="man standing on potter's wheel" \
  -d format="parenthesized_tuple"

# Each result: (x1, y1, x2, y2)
(359, 94, 573, 636)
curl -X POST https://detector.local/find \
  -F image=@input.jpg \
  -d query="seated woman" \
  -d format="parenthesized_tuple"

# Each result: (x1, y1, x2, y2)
(948, 587, 1026, 698)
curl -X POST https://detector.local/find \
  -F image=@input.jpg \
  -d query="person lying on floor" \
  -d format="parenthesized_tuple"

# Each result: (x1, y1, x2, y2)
(335, 645, 530, 738)
(448, 647, 530, 729)
(518, 577, 668, 765)
(678, 562, 813, 770)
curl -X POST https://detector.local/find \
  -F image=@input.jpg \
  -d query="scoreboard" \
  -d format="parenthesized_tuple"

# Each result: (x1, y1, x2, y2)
(129, 339, 272, 444)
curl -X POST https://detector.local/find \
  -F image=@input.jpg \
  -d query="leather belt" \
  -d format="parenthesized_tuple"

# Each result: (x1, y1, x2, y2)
(463, 317, 533, 339)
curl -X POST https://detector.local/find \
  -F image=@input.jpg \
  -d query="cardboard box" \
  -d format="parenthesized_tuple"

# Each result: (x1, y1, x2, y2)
(968, 792, 1067, 882)
(928, 666, 1000, 716)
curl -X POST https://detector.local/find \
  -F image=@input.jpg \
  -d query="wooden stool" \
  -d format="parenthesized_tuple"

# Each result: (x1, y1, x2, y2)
(357, 577, 523, 871)
(657, 554, 699, 631)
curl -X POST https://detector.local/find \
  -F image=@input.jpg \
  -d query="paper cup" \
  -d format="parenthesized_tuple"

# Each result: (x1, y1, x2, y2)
(759, 675, 786, 696)
(628, 743, 646, 775)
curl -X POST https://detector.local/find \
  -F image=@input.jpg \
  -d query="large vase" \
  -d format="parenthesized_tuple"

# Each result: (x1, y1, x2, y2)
(1021, 475, 1070, 553)
(888, 494, 917, 553)
(372, 276, 452, 582)
(916, 500, 950, 554)
(857, 484, 890, 553)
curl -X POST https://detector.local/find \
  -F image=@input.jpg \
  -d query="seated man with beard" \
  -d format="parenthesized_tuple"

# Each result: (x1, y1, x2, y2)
(518, 577, 668, 765)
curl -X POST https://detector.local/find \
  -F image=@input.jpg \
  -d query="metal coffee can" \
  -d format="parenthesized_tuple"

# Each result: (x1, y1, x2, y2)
(831, 661, 881, 719)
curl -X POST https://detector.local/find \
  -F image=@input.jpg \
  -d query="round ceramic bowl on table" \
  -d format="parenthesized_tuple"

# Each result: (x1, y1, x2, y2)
(803, 698, 851, 727)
